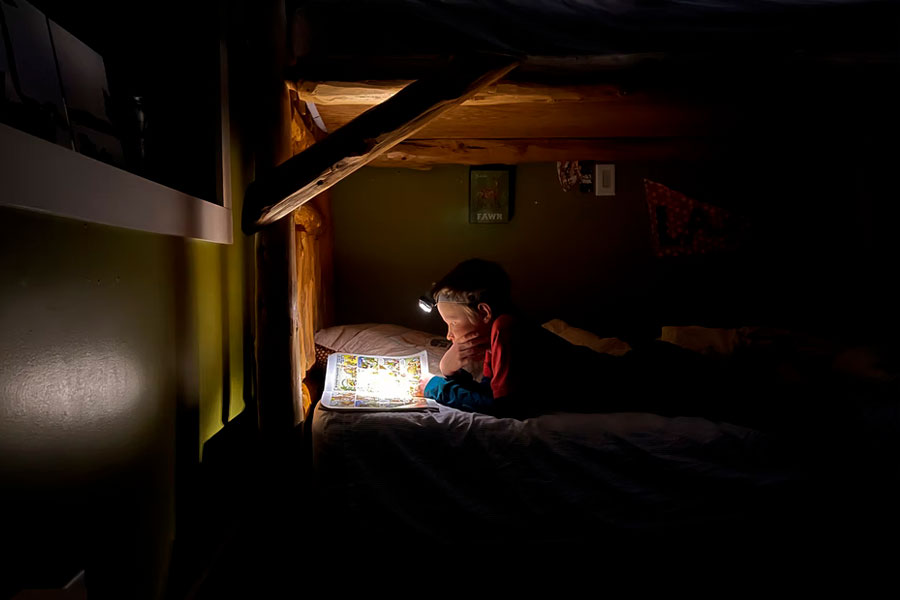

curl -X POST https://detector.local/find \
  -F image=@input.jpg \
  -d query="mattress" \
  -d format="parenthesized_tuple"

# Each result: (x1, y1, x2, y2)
(312, 392, 803, 544)
(310, 322, 898, 546)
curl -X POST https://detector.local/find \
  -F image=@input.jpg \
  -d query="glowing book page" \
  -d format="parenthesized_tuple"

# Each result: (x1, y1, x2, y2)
(320, 351, 436, 411)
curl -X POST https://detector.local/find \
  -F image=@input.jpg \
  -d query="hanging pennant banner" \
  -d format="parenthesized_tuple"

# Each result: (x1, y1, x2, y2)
(644, 179, 750, 257)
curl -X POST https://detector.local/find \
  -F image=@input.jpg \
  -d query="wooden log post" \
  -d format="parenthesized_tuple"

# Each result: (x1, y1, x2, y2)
(251, 0, 302, 434)
(241, 53, 518, 233)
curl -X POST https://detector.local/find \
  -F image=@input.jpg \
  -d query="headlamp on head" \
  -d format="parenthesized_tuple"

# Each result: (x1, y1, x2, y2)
(417, 296, 436, 313)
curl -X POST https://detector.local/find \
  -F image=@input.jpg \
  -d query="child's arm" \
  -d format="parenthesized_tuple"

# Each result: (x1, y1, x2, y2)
(418, 373, 535, 418)
(422, 371, 495, 413)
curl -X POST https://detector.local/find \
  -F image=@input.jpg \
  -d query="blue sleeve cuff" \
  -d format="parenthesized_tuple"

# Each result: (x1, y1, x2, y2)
(424, 376, 447, 399)
(424, 372, 494, 413)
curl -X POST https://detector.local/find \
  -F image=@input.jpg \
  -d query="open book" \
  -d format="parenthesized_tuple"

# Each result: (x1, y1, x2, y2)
(320, 350, 437, 411)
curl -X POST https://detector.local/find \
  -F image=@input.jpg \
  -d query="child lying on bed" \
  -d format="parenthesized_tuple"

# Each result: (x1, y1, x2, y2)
(415, 258, 761, 423)
(416, 258, 627, 419)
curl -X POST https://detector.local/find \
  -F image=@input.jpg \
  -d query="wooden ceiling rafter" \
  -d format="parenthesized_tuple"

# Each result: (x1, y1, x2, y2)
(242, 53, 519, 233)
(288, 71, 739, 169)
(369, 137, 721, 169)
(315, 99, 726, 140)
(287, 79, 634, 107)
(297, 79, 731, 167)
(285, 50, 900, 170)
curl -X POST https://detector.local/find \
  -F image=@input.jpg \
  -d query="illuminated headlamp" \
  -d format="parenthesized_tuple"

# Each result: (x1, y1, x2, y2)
(418, 296, 436, 313)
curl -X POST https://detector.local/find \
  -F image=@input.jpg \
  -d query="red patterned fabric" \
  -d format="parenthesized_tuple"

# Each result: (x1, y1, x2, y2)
(644, 179, 748, 257)
(315, 344, 336, 370)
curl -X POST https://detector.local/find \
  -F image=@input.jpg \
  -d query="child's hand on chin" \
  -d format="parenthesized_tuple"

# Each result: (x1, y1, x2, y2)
(416, 374, 435, 397)
(440, 331, 489, 376)
(456, 331, 489, 361)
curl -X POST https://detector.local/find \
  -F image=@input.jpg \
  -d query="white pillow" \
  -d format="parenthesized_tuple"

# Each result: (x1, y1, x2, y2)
(315, 323, 448, 376)
(659, 326, 741, 355)
(542, 319, 632, 356)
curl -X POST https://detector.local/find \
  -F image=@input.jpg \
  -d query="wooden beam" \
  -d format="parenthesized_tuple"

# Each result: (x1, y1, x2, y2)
(252, 0, 302, 435)
(242, 54, 518, 233)
(282, 52, 662, 84)
(288, 80, 630, 106)
(315, 100, 727, 140)
(367, 137, 719, 168)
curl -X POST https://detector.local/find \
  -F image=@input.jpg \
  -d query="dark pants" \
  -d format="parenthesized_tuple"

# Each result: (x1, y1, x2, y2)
(561, 340, 816, 433)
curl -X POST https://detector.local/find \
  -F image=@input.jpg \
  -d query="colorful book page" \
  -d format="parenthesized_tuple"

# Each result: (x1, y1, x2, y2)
(320, 351, 432, 411)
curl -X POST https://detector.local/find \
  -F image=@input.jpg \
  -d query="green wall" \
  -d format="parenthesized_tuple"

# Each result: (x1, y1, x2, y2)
(190, 137, 252, 456)
(331, 162, 734, 338)
(0, 104, 254, 600)
(0, 207, 181, 598)
(330, 151, 896, 343)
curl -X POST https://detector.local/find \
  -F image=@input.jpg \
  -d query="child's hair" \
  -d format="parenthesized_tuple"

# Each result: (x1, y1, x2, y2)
(430, 259, 512, 317)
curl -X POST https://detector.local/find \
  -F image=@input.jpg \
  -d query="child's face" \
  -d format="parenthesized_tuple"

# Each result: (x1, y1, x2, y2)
(436, 302, 490, 343)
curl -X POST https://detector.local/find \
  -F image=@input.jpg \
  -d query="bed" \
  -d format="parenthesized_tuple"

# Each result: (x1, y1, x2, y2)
(309, 321, 900, 556)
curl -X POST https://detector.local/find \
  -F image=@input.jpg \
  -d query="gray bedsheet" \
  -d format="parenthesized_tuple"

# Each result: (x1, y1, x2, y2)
(312, 402, 803, 544)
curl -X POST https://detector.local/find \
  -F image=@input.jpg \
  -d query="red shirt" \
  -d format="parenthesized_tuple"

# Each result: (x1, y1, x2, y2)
(483, 314, 516, 398)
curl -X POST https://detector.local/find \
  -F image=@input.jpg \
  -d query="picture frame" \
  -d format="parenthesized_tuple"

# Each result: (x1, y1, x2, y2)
(469, 166, 514, 224)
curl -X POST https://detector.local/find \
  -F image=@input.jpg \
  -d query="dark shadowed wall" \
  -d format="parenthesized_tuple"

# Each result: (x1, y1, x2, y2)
(330, 141, 898, 344)
(330, 162, 658, 337)
(0, 157, 254, 599)
(0, 208, 180, 597)
(0, 42, 255, 600)
(329, 59, 900, 344)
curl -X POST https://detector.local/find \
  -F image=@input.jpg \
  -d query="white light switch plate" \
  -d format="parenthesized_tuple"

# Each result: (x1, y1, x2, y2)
(595, 164, 615, 196)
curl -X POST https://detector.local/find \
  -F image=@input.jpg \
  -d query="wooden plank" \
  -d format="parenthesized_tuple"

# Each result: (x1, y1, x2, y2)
(315, 100, 727, 140)
(255, 217, 300, 432)
(0, 123, 233, 243)
(282, 52, 661, 83)
(242, 54, 518, 233)
(310, 192, 335, 329)
(289, 80, 631, 106)
(252, 0, 302, 434)
(368, 137, 718, 167)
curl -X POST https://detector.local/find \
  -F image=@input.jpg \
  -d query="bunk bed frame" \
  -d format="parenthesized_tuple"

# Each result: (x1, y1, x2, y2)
(238, 0, 899, 556)
(243, 0, 900, 434)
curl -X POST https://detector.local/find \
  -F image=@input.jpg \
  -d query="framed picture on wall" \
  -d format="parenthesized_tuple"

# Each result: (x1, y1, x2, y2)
(469, 166, 514, 224)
